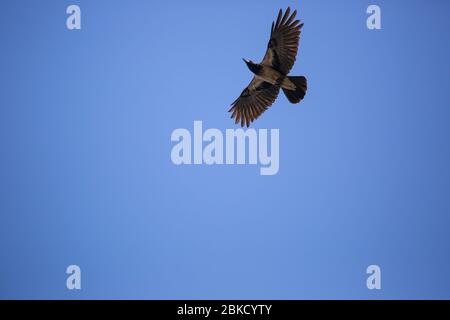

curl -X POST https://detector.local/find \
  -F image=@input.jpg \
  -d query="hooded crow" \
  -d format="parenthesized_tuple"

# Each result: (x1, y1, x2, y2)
(229, 7, 307, 127)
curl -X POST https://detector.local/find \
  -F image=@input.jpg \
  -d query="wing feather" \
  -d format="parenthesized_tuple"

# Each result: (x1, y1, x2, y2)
(228, 78, 280, 127)
(262, 7, 303, 75)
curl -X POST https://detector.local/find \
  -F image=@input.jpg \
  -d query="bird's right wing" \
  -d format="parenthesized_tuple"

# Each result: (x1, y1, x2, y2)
(261, 7, 303, 75)
(229, 77, 280, 127)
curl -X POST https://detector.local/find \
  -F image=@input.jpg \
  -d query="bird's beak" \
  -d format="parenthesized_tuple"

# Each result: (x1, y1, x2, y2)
(242, 58, 249, 64)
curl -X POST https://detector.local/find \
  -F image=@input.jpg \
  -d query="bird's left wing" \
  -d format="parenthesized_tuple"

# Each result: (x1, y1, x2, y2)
(229, 77, 280, 127)
(261, 7, 303, 75)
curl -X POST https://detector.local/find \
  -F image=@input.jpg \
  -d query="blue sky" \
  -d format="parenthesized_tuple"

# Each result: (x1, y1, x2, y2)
(0, 0, 449, 299)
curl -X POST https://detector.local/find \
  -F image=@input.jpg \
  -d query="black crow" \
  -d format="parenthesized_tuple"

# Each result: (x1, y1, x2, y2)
(229, 7, 307, 127)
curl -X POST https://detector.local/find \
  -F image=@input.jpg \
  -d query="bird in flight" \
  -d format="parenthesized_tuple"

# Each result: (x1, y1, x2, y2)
(229, 7, 307, 127)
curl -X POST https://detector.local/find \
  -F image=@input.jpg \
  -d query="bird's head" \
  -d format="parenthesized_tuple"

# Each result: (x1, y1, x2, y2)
(242, 58, 253, 66)
(242, 58, 259, 73)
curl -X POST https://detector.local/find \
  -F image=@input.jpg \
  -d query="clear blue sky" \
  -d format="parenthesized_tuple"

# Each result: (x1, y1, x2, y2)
(0, 0, 449, 299)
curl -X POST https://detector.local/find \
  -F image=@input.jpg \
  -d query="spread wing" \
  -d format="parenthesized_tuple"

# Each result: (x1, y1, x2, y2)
(229, 77, 280, 127)
(262, 7, 303, 75)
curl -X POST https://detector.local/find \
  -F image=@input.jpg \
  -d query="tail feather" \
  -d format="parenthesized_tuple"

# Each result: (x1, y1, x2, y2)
(282, 76, 307, 104)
